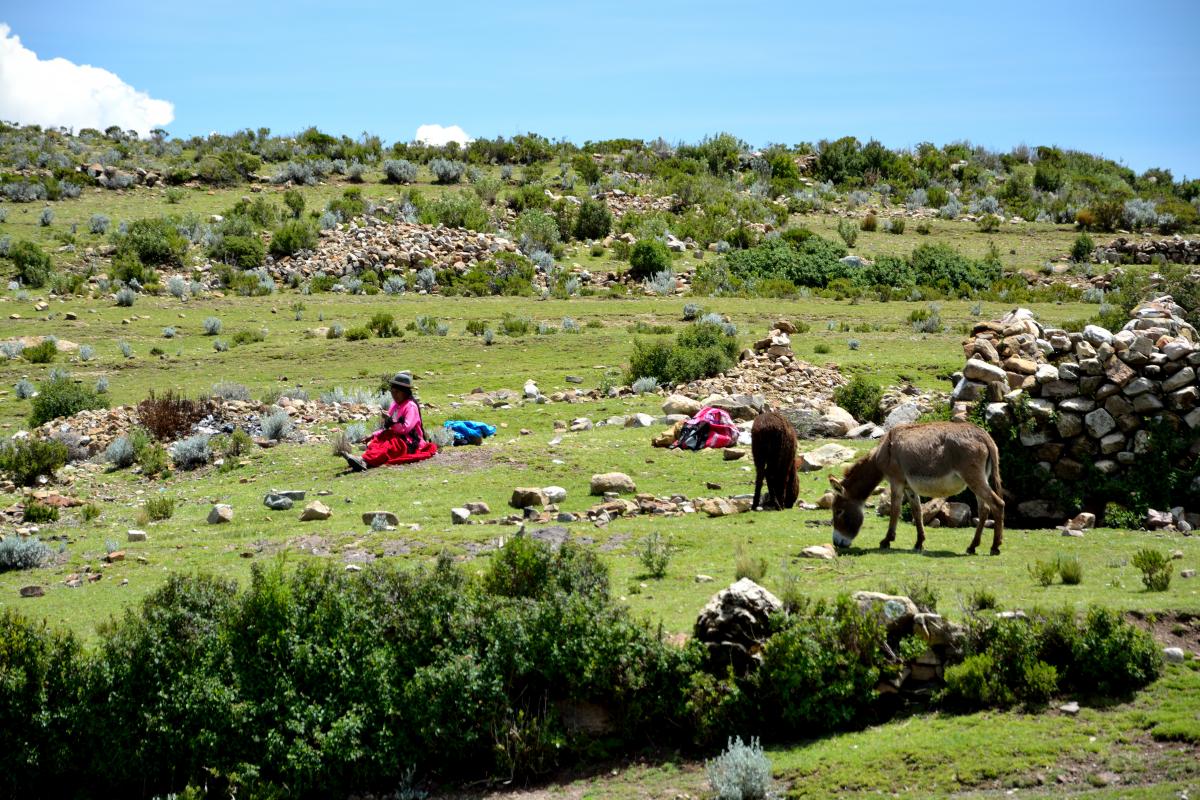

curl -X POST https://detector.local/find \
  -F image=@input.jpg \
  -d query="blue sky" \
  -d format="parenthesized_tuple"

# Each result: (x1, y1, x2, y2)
(3, 0, 1199, 177)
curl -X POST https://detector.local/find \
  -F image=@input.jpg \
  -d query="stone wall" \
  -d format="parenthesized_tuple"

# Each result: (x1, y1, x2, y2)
(952, 299, 1200, 521)
(1096, 237, 1200, 265)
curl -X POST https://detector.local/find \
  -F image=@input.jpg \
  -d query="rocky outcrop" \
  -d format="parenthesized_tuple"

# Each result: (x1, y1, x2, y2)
(694, 579, 783, 674)
(1096, 237, 1200, 265)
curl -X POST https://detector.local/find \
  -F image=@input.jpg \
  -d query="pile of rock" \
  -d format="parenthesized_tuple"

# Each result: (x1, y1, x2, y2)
(853, 592, 964, 692)
(595, 188, 678, 218)
(694, 578, 782, 674)
(1095, 237, 1200, 265)
(81, 163, 163, 189)
(952, 302, 1200, 520)
(669, 320, 848, 422)
(267, 218, 518, 282)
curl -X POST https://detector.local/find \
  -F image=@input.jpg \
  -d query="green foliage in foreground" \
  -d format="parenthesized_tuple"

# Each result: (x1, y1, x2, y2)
(0, 533, 1165, 797)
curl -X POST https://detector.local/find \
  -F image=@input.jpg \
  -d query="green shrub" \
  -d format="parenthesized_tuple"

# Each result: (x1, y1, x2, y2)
(887, 217, 906, 235)
(208, 234, 264, 268)
(734, 544, 767, 582)
(195, 150, 260, 186)
(21, 340, 56, 363)
(28, 376, 107, 428)
(1069, 606, 1162, 695)
(724, 236, 849, 288)
(269, 220, 317, 257)
(747, 596, 885, 735)
(500, 314, 533, 337)
(23, 500, 59, 523)
(0, 437, 69, 486)
(976, 214, 1001, 233)
(366, 312, 401, 338)
(1057, 556, 1083, 585)
(836, 218, 858, 247)
(344, 326, 371, 341)
(230, 329, 266, 347)
(574, 198, 613, 240)
(283, 189, 305, 218)
(832, 374, 883, 424)
(117, 218, 188, 266)
(140, 495, 175, 522)
(1071, 232, 1095, 263)
(1028, 559, 1058, 587)
(79, 503, 100, 522)
(465, 319, 489, 337)
(483, 535, 609, 600)
(909, 242, 1001, 291)
(860, 213, 877, 232)
(813, 342, 831, 354)
(627, 321, 739, 385)
(1131, 548, 1172, 592)
(628, 239, 672, 280)
(107, 249, 154, 285)
(637, 531, 671, 579)
(9, 240, 53, 287)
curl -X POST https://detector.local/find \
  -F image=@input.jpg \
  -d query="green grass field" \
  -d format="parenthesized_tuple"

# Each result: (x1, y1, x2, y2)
(1, 180, 1196, 798)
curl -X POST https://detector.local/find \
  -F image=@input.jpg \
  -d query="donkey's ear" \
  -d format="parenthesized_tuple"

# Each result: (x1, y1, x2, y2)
(828, 476, 845, 494)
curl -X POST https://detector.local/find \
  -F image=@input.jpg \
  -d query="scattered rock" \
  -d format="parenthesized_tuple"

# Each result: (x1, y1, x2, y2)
(465, 501, 491, 515)
(590, 472, 636, 495)
(361, 511, 399, 526)
(699, 497, 739, 517)
(207, 505, 233, 524)
(299, 501, 332, 521)
(695, 574, 714, 583)
(126, 529, 148, 542)
(799, 443, 857, 472)
(800, 544, 837, 560)
(694, 578, 783, 675)
(105, 550, 125, 563)
(723, 447, 746, 461)
(263, 493, 294, 511)
(510, 487, 548, 508)
(852, 591, 919, 635)
(662, 394, 702, 417)
(542, 486, 568, 503)
(1058, 701, 1080, 716)
(1163, 647, 1185, 664)
(19, 585, 44, 598)
(451, 507, 471, 524)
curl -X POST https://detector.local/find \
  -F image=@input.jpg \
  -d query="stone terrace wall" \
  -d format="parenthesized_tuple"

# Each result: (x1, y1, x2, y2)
(1096, 237, 1200, 265)
(952, 299, 1200, 520)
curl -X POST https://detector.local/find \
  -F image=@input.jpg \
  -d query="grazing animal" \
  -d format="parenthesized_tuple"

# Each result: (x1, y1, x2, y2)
(751, 410, 799, 510)
(828, 421, 1005, 555)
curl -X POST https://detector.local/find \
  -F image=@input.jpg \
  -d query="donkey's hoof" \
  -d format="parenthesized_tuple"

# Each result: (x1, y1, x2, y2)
(966, 547, 977, 555)
(878, 540, 891, 550)
(913, 544, 924, 553)
(990, 547, 1002, 556)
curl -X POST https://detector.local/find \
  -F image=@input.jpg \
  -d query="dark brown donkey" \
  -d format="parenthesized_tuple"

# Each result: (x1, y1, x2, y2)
(751, 411, 799, 510)
(828, 421, 1005, 554)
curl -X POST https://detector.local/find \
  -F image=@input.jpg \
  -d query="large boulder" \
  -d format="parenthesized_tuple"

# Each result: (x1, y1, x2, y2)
(799, 443, 858, 472)
(510, 487, 548, 509)
(816, 405, 858, 437)
(662, 394, 702, 417)
(590, 472, 636, 495)
(852, 591, 918, 636)
(694, 579, 783, 674)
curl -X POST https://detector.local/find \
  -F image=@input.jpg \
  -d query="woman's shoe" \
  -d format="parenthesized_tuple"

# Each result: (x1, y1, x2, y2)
(342, 452, 368, 472)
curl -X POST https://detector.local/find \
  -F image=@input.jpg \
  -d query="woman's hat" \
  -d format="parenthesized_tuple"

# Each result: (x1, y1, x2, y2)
(389, 372, 414, 391)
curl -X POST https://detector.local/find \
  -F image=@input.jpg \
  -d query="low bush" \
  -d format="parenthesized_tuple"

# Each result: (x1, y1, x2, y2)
(9, 240, 53, 287)
(1131, 548, 1172, 591)
(116, 217, 188, 267)
(383, 159, 418, 184)
(105, 435, 136, 469)
(627, 321, 739, 385)
(976, 214, 1001, 233)
(136, 390, 212, 442)
(269, 220, 317, 257)
(637, 531, 671, 578)
(734, 544, 768, 582)
(1071, 232, 1095, 263)
(21, 340, 57, 364)
(367, 312, 402, 338)
(170, 434, 211, 471)
(23, 500, 59, 523)
(574, 198, 612, 240)
(836, 218, 858, 247)
(706, 736, 774, 800)
(0, 535, 51, 571)
(259, 410, 292, 441)
(140, 494, 175, 521)
(860, 213, 878, 232)
(833, 374, 883, 424)
(28, 376, 108, 428)
(209, 234, 265, 268)
(628, 239, 672, 280)
(0, 437, 69, 486)
(429, 158, 466, 184)
(231, 329, 266, 346)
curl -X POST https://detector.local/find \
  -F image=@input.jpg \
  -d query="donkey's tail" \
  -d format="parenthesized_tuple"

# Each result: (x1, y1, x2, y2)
(986, 432, 1003, 495)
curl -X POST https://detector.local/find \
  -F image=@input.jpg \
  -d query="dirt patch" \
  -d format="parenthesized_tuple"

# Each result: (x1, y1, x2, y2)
(415, 445, 523, 474)
(1126, 610, 1200, 654)
(380, 538, 417, 557)
(288, 534, 331, 556)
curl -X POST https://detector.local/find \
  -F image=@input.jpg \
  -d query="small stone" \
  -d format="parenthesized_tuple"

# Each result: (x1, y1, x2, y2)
(1181, 569, 1196, 579)
(542, 486, 568, 503)
(699, 497, 739, 517)
(207, 505, 233, 524)
(361, 511, 399, 526)
(273, 490, 306, 501)
(695, 574, 715, 583)
(263, 493, 294, 511)
(299, 501, 332, 521)
(800, 544, 837, 560)
(1058, 701, 1080, 716)
(451, 507, 471, 524)
(723, 447, 746, 461)
(126, 529, 148, 542)
(105, 550, 125, 562)
(19, 585, 44, 598)
(510, 487, 548, 508)
(1163, 647, 1185, 664)
(465, 501, 491, 515)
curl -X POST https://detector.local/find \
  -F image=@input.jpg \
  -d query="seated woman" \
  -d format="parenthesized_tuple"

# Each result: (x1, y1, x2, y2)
(342, 372, 437, 471)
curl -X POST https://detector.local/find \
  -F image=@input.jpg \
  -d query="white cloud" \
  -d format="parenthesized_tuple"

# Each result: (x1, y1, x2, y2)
(0, 23, 174, 136)
(415, 123, 473, 147)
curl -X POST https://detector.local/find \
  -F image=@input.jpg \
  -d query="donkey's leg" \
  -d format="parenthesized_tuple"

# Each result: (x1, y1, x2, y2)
(907, 487, 927, 551)
(966, 488, 987, 555)
(987, 486, 1005, 555)
(882, 480, 903, 549)
(752, 464, 765, 511)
